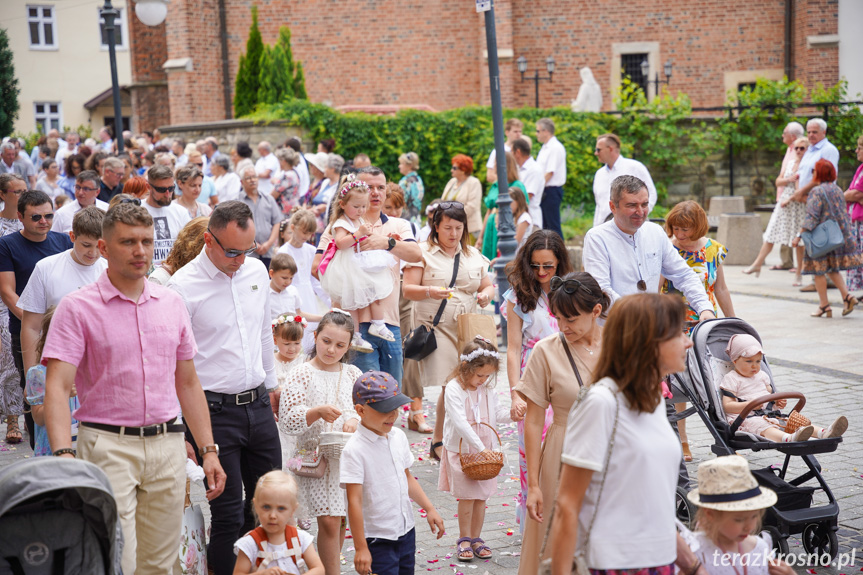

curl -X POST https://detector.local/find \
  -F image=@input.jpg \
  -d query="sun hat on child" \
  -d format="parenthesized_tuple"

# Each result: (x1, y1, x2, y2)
(687, 455, 777, 511)
(352, 370, 412, 413)
(725, 334, 764, 362)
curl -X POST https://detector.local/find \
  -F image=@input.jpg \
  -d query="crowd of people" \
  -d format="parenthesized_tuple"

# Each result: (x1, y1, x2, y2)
(0, 115, 860, 575)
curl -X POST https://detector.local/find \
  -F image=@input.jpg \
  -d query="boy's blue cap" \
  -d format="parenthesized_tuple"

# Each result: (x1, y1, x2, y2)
(352, 370, 412, 413)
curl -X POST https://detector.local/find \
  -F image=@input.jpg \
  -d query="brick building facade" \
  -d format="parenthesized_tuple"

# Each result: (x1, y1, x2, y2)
(129, 0, 840, 131)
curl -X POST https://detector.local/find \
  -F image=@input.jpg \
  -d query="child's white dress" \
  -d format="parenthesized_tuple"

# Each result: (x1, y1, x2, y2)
(233, 528, 314, 575)
(275, 353, 306, 467)
(688, 531, 771, 575)
(279, 362, 361, 518)
(278, 241, 331, 314)
(319, 216, 394, 310)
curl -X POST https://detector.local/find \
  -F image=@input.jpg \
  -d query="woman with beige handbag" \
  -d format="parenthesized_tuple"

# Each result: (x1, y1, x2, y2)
(545, 294, 691, 575)
(402, 202, 495, 461)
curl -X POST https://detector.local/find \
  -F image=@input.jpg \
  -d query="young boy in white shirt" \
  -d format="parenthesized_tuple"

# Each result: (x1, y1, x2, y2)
(341, 371, 445, 575)
(268, 253, 322, 323)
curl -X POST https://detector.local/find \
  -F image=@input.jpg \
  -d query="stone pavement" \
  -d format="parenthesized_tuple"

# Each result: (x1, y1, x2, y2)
(1, 250, 860, 573)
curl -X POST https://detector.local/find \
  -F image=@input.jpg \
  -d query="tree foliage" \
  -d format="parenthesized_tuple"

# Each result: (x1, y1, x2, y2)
(0, 28, 20, 138)
(234, 6, 264, 117)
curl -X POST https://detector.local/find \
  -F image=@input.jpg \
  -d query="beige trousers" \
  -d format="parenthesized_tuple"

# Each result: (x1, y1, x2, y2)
(78, 425, 186, 575)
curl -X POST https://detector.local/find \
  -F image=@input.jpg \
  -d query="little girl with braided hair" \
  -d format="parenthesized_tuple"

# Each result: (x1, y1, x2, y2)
(440, 335, 512, 562)
(319, 175, 396, 351)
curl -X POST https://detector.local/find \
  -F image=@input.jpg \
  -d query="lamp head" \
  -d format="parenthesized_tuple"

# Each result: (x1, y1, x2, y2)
(664, 59, 673, 79)
(640, 59, 649, 79)
(545, 56, 556, 75)
(516, 56, 527, 75)
(135, 0, 168, 27)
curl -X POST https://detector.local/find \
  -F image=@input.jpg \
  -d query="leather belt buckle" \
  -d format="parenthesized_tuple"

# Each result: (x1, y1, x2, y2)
(235, 389, 256, 406)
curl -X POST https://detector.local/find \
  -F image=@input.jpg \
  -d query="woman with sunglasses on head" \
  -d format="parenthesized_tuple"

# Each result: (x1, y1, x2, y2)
(402, 201, 495, 459)
(500, 231, 571, 529)
(441, 155, 483, 243)
(743, 137, 809, 285)
(512, 270, 608, 575)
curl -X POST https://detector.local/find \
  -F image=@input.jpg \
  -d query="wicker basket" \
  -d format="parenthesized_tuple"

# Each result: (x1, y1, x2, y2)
(319, 431, 352, 460)
(459, 422, 504, 481)
(784, 410, 811, 434)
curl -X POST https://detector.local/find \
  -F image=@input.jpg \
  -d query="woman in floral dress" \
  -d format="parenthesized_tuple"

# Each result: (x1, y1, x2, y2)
(502, 230, 572, 533)
(844, 135, 863, 293)
(0, 178, 24, 443)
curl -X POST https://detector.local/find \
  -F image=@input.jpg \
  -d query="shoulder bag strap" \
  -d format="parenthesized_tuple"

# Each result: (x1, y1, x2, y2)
(559, 332, 585, 389)
(431, 252, 460, 328)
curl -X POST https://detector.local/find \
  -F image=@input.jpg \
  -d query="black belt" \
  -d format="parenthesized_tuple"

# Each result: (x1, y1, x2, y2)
(204, 383, 268, 406)
(81, 418, 185, 437)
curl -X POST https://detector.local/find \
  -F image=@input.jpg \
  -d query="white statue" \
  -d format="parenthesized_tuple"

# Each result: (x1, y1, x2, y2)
(570, 67, 602, 113)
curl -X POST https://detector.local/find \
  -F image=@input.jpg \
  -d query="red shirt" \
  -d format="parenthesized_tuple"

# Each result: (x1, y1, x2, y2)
(42, 271, 197, 426)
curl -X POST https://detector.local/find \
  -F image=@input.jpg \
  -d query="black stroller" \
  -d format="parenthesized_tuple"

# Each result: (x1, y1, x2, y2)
(668, 318, 843, 559)
(0, 458, 123, 574)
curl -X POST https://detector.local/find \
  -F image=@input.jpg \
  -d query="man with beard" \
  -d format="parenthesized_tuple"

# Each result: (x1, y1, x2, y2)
(143, 165, 191, 269)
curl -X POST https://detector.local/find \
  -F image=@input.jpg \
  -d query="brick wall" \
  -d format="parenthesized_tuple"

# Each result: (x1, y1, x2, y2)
(134, 0, 839, 126)
(127, 0, 169, 131)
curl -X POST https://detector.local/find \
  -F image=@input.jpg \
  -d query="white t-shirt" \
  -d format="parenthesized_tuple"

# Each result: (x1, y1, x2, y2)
(143, 202, 192, 268)
(519, 156, 545, 230)
(269, 285, 302, 321)
(18, 249, 108, 313)
(233, 528, 313, 575)
(516, 212, 533, 247)
(536, 136, 567, 187)
(255, 154, 281, 196)
(215, 172, 242, 203)
(51, 198, 110, 234)
(561, 377, 679, 569)
(486, 143, 512, 169)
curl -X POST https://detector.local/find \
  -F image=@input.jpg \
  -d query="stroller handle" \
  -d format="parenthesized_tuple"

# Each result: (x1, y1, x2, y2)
(728, 392, 806, 436)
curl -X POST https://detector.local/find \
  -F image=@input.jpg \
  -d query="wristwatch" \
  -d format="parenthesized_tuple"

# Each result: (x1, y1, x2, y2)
(199, 444, 220, 457)
(386, 237, 397, 251)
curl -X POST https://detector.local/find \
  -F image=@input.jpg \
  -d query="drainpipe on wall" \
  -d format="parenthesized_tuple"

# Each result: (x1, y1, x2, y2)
(784, 0, 794, 80)
(218, 0, 232, 119)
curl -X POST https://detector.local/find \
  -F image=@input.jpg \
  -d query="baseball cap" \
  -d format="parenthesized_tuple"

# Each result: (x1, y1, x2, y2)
(352, 370, 412, 413)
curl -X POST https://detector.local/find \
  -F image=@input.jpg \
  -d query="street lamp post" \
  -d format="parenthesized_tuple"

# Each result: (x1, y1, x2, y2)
(517, 56, 555, 108)
(100, 0, 124, 154)
(640, 58, 673, 99)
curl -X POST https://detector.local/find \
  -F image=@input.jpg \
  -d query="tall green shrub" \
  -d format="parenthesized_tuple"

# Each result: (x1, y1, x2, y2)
(0, 28, 20, 138)
(258, 27, 306, 105)
(233, 6, 264, 117)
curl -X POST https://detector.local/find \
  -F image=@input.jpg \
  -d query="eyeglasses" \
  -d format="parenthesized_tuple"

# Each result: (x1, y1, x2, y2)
(29, 213, 54, 222)
(74, 185, 98, 193)
(106, 169, 124, 177)
(450, 166, 459, 171)
(207, 226, 258, 258)
(550, 276, 594, 296)
(119, 197, 141, 206)
(242, 176, 258, 181)
(437, 201, 464, 210)
(794, 146, 806, 151)
(530, 263, 556, 271)
(151, 184, 174, 194)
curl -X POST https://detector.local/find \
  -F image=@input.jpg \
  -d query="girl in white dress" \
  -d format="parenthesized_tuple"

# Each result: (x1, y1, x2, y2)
(509, 187, 533, 248)
(279, 310, 361, 575)
(685, 455, 793, 575)
(273, 314, 308, 465)
(319, 176, 395, 348)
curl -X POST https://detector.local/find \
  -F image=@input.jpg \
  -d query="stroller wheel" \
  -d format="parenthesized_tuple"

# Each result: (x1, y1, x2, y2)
(802, 524, 839, 560)
(675, 486, 696, 529)
(760, 525, 789, 555)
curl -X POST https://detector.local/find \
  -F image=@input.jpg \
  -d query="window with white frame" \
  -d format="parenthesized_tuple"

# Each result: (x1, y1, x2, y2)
(34, 102, 62, 134)
(99, 8, 127, 50)
(27, 5, 57, 50)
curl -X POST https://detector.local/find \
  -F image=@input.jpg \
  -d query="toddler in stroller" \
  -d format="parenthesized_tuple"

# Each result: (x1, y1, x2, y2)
(720, 334, 847, 443)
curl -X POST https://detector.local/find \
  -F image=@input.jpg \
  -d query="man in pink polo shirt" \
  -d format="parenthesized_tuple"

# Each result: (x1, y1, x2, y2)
(43, 202, 226, 575)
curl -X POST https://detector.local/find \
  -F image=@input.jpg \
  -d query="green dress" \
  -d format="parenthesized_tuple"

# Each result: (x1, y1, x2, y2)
(482, 179, 527, 260)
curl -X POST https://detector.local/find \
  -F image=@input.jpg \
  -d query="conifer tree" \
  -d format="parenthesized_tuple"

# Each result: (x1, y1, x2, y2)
(233, 6, 264, 117)
(0, 29, 20, 138)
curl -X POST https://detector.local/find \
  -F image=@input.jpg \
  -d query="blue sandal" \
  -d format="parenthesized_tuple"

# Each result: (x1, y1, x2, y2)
(471, 537, 492, 559)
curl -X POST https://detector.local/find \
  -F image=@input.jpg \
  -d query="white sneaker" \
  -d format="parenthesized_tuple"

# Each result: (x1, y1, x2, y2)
(823, 416, 848, 438)
(790, 425, 815, 442)
(368, 323, 396, 342)
(351, 334, 374, 354)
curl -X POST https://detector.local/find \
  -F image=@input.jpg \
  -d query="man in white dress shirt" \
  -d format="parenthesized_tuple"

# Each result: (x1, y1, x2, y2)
(167, 201, 280, 575)
(535, 118, 566, 238)
(486, 118, 523, 184)
(592, 133, 657, 228)
(254, 141, 280, 197)
(512, 137, 545, 230)
(51, 171, 110, 234)
(583, 174, 715, 319)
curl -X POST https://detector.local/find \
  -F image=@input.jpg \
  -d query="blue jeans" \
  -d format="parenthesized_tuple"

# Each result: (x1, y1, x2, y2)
(353, 323, 403, 385)
(541, 185, 563, 238)
(367, 528, 415, 575)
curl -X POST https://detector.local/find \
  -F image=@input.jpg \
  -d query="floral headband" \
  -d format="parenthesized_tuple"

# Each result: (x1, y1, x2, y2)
(460, 335, 499, 362)
(272, 313, 308, 330)
(339, 173, 369, 198)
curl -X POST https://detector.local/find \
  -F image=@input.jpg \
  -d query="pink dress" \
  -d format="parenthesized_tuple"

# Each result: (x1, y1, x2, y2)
(720, 370, 783, 437)
(438, 388, 499, 500)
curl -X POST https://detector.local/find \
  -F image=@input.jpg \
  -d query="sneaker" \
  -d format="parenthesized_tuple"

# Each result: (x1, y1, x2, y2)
(351, 334, 374, 354)
(790, 425, 814, 442)
(823, 416, 848, 438)
(368, 323, 396, 342)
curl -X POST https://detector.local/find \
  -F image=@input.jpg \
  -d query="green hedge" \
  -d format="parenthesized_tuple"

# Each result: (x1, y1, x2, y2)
(249, 78, 863, 212)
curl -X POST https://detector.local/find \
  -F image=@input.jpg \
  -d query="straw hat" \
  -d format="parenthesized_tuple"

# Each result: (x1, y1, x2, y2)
(687, 455, 777, 511)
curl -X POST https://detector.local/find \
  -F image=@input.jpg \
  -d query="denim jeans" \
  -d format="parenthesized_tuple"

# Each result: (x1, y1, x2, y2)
(352, 323, 403, 385)
(367, 528, 416, 575)
(187, 388, 282, 575)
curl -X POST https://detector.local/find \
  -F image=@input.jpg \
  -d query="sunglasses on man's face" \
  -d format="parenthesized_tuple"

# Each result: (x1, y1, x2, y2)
(550, 276, 594, 296)
(207, 227, 257, 258)
(29, 213, 54, 222)
(151, 184, 174, 194)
